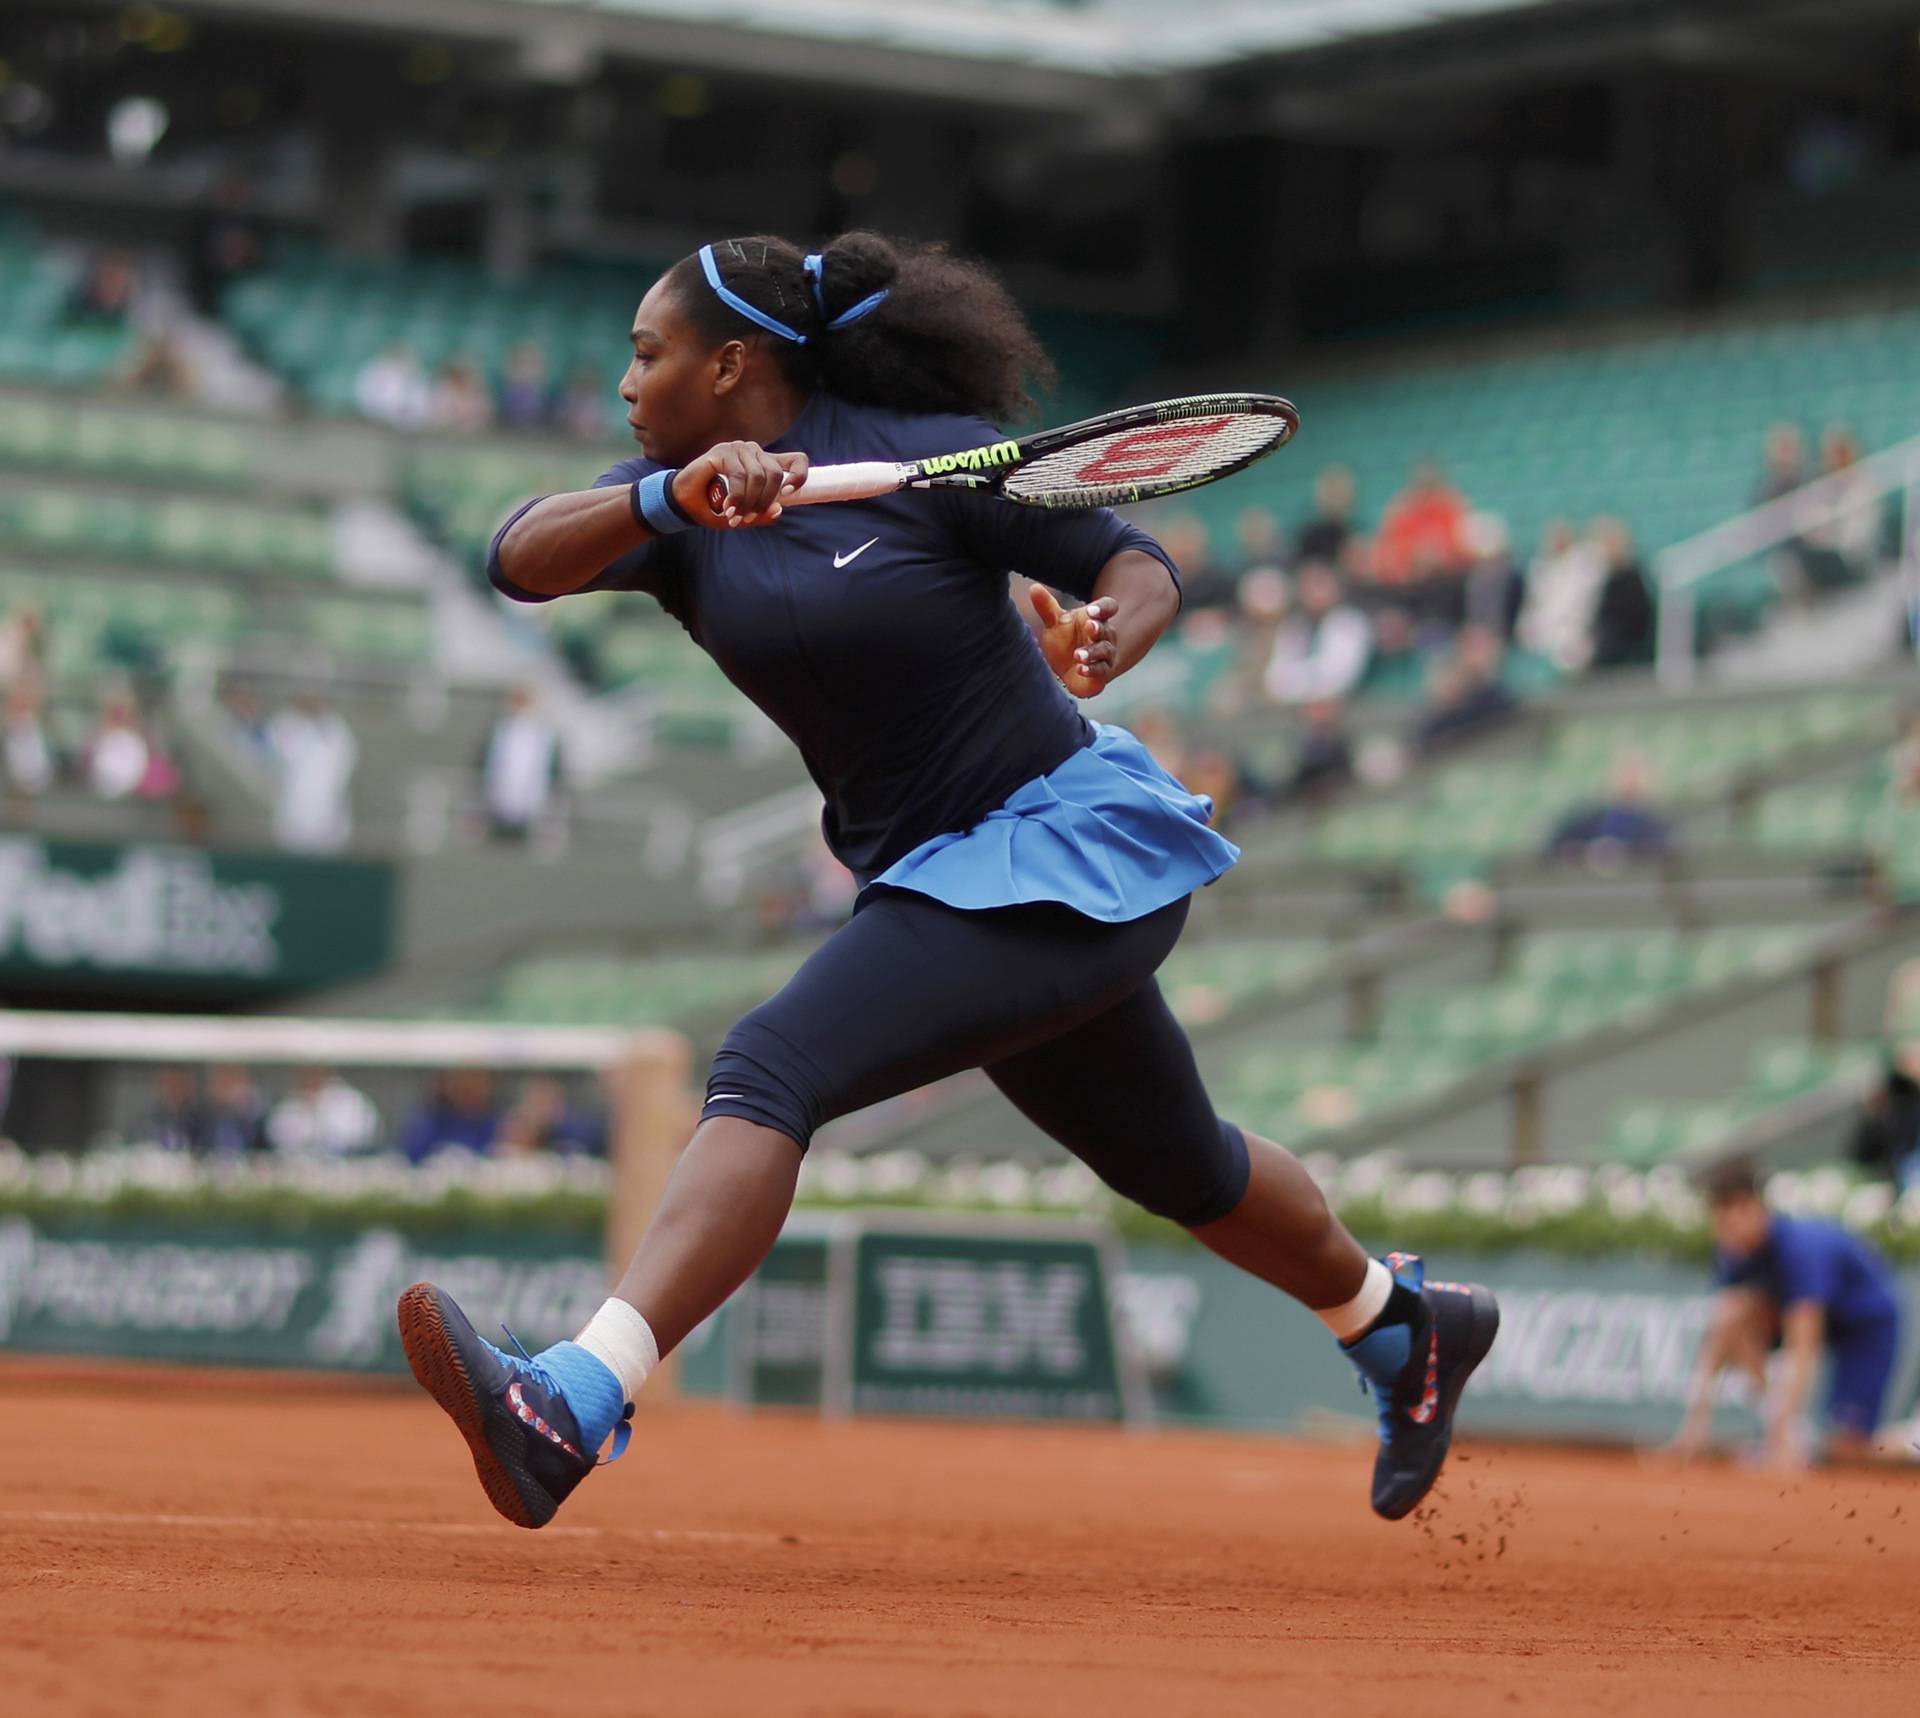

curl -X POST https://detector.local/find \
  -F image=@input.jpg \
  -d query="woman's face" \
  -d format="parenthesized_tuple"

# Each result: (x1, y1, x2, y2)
(619, 279, 736, 467)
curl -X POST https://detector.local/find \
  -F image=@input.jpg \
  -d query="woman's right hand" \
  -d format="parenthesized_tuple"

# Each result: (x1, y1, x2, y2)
(671, 442, 809, 529)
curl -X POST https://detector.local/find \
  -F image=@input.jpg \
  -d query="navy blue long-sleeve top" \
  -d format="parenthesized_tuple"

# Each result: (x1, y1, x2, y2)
(490, 392, 1179, 884)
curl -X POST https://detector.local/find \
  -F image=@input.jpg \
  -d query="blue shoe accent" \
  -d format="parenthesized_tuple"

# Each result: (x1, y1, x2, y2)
(397, 1282, 633, 1529)
(1340, 1253, 1499, 1522)
(533, 1340, 628, 1454)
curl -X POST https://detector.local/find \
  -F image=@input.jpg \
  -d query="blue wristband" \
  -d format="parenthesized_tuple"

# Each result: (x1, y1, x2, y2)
(632, 469, 695, 535)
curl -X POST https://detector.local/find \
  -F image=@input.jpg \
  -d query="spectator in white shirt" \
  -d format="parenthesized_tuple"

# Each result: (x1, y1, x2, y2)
(267, 1065, 380, 1157)
(1517, 519, 1607, 673)
(267, 692, 356, 854)
(1263, 562, 1373, 705)
(482, 685, 561, 841)
(84, 693, 150, 800)
(2, 684, 54, 797)
(354, 344, 433, 431)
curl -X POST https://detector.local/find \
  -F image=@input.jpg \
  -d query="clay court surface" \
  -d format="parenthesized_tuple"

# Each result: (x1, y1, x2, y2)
(3, 1360, 1915, 1717)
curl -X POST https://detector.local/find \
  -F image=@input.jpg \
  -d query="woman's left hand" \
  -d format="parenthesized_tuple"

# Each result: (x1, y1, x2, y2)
(1028, 586, 1117, 699)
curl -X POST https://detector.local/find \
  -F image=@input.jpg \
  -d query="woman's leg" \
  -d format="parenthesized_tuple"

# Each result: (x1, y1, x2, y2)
(603, 889, 1190, 1357)
(986, 974, 1498, 1521)
(610, 1115, 800, 1357)
(983, 979, 1367, 1310)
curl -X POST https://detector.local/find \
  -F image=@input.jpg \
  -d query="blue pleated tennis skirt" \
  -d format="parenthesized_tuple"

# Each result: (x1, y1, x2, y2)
(867, 722, 1239, 923)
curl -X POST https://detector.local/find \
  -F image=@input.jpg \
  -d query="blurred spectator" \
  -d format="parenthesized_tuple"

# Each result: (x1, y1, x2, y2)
(1355, 605, 1427, 699)
(1262, 562, 1372, 705)
(2, 684, 55, 799)
(0, 604, 47, 693)
(267, 1065, 380, 1158)
(187, 176, 264, 312)
(1414, 627, 1519, 755)
(481, 685, 561, 841)
(119, 329, 197, 399)
(1851, 961, 1920, 1190)
(496, 1075, 606, 1158)
(267, 691, 356, 853)
(557, 366, 612, 440)
(82, 693, 151, 800)
(72, 250, 136, 325)
(1800, 426, 1880, 591)
(1294, 465, 1357, 571)
(1462, 513, 1522, 637)
(1372, 461, 1471, 585)
(1852, 1058, 1920, 1190)
(218, 682, 271, 764)
(355, 344, 433, 430)
(1754, 421, 1808, 506)
(401, 1068, 503, 1164)
(1755, 422, 1816, 595)
(1886, 704, 1920, 807)
(1229, 567, 1287, 711)
(1285, 697, 1355, 805)
(1517, 519, 1607, 673)
(499, 343, 554, 430)
(1231, 506, 1286, 578)
(429, 358, 495, 433)
(1587, 519, 1655, 671)
(203, 1064, 270, 1157)
(1544, 752, 1674, 865)
(1158, 514, 1231, 612)
(148, 1067, 207, 1155)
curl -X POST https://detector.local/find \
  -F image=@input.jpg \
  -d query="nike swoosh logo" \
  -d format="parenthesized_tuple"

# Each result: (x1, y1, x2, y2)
(833, 538, 879, 568)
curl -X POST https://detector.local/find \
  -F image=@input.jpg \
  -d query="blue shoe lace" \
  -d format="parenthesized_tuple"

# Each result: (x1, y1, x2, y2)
(499, 1323, 634, 1465)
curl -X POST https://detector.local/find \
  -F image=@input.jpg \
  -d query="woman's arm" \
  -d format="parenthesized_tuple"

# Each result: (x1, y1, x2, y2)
(495, 443, 809, 599)
(1028, 550, 1181, 699)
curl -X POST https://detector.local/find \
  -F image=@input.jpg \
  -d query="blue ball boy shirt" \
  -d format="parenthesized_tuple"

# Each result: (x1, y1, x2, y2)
(491, 391, 1238, 907)
(1713, 1213, 1901, 1340)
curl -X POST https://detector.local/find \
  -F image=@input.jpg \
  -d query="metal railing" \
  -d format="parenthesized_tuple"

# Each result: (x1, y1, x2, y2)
(1654, 429, 1920, 688)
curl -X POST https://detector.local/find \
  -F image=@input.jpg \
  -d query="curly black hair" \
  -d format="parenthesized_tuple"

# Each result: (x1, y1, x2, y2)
(660, 231, 1055, 425)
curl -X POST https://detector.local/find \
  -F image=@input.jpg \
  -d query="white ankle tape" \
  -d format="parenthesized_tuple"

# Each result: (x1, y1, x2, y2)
(574, 1298, 659, 1403)
(1315, 1257, 1394, 1343)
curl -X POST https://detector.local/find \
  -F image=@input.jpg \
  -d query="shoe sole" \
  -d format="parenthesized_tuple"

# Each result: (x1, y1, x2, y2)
(396, 1282, 552, 1531)
(1376, 1285, 1501, 1522)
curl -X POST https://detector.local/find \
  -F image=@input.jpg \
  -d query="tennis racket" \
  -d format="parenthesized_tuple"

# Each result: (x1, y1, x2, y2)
(705, 392, 1298, 515)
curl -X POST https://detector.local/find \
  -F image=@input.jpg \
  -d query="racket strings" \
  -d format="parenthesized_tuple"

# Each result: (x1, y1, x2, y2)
(1005, 411, 1291, 505)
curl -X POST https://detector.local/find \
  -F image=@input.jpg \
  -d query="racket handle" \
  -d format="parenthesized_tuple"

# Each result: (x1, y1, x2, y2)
(704, 461, 908, 516)
(781, 462, 908, 506)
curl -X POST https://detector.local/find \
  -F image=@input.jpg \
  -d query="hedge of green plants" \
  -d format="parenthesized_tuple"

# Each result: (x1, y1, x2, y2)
(3, 1145, 1916, 1264)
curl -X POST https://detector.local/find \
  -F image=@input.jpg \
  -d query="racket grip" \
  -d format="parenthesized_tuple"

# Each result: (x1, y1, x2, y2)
(781, 461, 909, 506)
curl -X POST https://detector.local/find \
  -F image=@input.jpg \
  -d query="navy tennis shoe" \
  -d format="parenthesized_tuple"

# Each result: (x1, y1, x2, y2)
(397, 1281, 630, 1530)
(1342, 1253, 1500, 1521)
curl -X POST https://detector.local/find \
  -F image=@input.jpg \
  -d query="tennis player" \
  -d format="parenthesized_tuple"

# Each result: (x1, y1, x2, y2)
(398, 232, 1499, 1528)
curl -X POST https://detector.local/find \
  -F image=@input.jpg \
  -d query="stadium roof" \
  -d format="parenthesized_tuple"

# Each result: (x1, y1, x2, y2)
(496, 0, 1627, 76)
(99, 0, 1920, 112)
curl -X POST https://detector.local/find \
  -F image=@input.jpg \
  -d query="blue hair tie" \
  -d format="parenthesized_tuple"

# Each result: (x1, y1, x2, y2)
(699, 244, 808, 345)
(803, 252, 889, 332)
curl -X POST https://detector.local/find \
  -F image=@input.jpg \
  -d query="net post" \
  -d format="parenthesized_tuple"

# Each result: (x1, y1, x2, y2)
(607, 1027, 696, 1403)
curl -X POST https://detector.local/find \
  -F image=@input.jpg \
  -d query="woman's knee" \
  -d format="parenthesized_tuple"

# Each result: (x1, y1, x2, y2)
(703, 1009, 823, 1150)
(1089, 1117, 1251, 1228)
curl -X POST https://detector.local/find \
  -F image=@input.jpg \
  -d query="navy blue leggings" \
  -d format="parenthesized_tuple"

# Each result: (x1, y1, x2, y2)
(705, 886, 1251, 1226)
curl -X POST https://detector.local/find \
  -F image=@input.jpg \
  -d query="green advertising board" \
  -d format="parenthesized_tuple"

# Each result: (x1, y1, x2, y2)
(3, 1207, 1914, 1448)
(0, 836, 395, 997)
(0, 1213, 603, 1370)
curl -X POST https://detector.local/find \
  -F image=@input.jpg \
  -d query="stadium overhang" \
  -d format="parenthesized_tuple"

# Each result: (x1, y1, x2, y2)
(62, 0, 1920, 120)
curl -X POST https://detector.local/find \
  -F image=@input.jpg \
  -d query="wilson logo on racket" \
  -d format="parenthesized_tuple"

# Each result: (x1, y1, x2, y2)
(921, 439, 1022, 475)
(1072, 417, 1234, 485)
